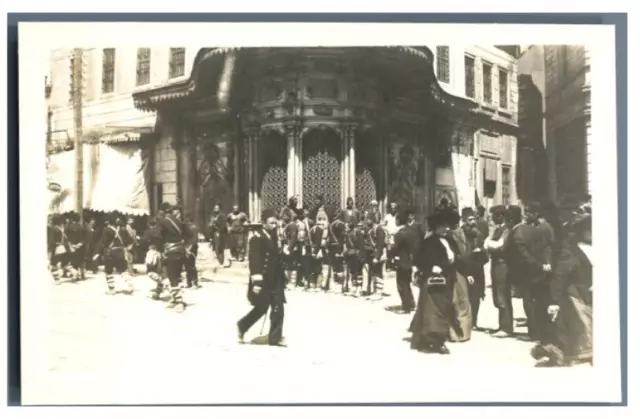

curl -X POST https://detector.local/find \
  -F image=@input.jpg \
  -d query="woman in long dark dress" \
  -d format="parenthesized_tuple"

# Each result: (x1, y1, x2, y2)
(532, 213, 592, 366)
(409, 210, 463, 354)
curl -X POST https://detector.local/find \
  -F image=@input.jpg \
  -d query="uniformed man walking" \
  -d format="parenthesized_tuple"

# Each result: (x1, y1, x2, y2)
(157, 203, 188, 310)
(237, 209, 287, 347)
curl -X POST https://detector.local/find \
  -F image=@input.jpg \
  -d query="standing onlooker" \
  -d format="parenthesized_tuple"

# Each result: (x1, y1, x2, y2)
(227, 204, 248, 263)
(475, 205, 489, 240)
(389, 209, 418, 313)
(485, 205, 513, 337)
(383, 202, 399, 271)
(460, 207, 488, 330)
(208, 204, 229, 268)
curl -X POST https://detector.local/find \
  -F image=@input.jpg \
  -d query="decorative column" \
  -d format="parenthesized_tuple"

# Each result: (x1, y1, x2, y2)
(233, 135, 240, 209)
(341, 124, 357, 205)
(284, 121, 302, 205)
(253, 130, 260, 219)
(349, 128, 356, 201)
(245, 128, 260, 222)
(173, 124, 198, 222)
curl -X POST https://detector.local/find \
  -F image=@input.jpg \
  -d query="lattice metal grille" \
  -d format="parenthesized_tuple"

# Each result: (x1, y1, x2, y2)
(355, 168, 377, 210)
(259, 135, 287, 213)
(302, 132, 341, 212)
(355, 136, 380, 210)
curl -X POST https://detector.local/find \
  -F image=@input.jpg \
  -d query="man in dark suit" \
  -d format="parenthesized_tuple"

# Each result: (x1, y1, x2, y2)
(510, 202, 553, 341)
(407, 207, 425, 239)
(475, 205, 490, 241)
(461, 207, 489, 329)
(208, 203, 229, 268)
(237, 209, 287, 347)
(390, 209, 419, 312)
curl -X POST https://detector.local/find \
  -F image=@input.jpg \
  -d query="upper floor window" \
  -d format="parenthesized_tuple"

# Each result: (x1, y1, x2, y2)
(436, 46, 450, 83)
(498, 67, 508, 109)
(102, 48, 115, 93)
(482, 62, 493, 104)
(169, 48, 185, 79)
(464, 54, 475, 99)
(136, 48, 151, 86)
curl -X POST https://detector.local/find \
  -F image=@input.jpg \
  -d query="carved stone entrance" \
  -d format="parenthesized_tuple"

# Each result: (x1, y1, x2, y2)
(258, 132, 288, 213)
(302, 129, 342, 212)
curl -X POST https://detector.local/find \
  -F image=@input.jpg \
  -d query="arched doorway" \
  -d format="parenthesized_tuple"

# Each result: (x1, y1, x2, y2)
(302, 128, 342, 212)
(258, 131, 287, 213)
(355, 132, 382, 211)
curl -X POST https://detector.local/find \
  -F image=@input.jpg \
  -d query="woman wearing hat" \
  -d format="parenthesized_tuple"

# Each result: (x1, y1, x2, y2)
(409, 208, 464, 354)
(532, 212, 592, 366)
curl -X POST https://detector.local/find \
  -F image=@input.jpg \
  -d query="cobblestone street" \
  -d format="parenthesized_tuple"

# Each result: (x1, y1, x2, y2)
(28, 257, 551, 405)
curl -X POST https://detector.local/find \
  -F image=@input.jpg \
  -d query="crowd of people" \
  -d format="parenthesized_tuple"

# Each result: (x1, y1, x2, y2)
(47, 192, 593, 367)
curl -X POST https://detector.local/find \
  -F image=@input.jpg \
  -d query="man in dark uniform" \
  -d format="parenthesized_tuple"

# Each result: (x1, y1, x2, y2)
(184, 217, 200, 289)
(237, 209, 287, 347)
(407, 207, 425, 239)
(485, 205, 513, 337)
(209, 203, 229, 268)
(157, 203, 188, 309)
(390, 209, 419, 312)
(327, 209, 347, 292)
(510, 202, 553, 342)
(93, 215, 135, 294)
(297, 207, 313, 288)
(140, 216, 167, 299)
(345, 218, 366, 296)
(341, 197, 360, 226)
(84, 218, 98, 274)
(227, 204, 248, 263)
(50, 215, 70, 280)
(364, 212, 387, 299)
(308, 211, 327, 291)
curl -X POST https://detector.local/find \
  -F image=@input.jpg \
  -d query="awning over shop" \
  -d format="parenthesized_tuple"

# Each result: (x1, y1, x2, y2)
(83, 126, 155, 145)
(47, 143, 150, 216)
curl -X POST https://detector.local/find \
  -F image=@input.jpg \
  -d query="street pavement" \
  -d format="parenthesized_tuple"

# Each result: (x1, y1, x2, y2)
(29, 252, 554, 405)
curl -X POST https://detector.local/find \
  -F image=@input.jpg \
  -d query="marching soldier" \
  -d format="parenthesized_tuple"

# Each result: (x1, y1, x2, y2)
(345, 218, 366, 297)
(140, 216, 169, 299)
(364, 212, 387, 300)
(341, 197, 360, 226)
(208, 204, 229, 268)
(327, 210, 348, 292)
(184, 217, 200, 289)
(66, 212, 86, 281)
(93, 215, 135, 295)
(237, 210, 287, 347)
(280, 209, 300, 290)
(227, 204, 248, 263)
(50, 215, 70, 280)
(157, 203, 188, 310)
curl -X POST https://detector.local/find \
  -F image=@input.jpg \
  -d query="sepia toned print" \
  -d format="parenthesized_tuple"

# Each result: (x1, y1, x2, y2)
(40, 42, 596, 404)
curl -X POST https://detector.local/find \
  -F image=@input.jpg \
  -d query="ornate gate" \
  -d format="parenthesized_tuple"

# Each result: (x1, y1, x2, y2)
(355, 135, 381, 210)
(302, 129, 342, 212)
(259, 133, 287, 213)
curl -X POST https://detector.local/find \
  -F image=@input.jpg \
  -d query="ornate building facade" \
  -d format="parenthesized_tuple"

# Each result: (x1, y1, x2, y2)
(131, 46, 519, 227)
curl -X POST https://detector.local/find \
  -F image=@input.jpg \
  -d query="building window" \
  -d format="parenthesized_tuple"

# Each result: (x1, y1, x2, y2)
(502, 165, 511, 204)
(436, 46, 450, 83)
(136, 48, 151, 86)
(498, 67, 508, 109)
(464, 55, 475, 99)
(169, 48, 185, 78)
(483, 157, 498, 199)
(482, 62, 492, 104)
(102, 48, 115, 93)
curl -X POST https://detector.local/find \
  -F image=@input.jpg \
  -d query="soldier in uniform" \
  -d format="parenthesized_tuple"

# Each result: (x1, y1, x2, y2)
(341, 197, 360, 225)
(308, 210, 328, 291)
(327, 209, 347, 293)
(140, 216, 168, 299)
(227, 204, 248, 263)
(297, 207, 313, 288)
(363, 199, 382, 224)
(237, 209, 287, 347)
(280, 209, 300, 290)
(93, 215, 135, 294)
(157, 203, 188, 309)
(484, 205, 513, 336)
(364, 212, 387, 300)
(66, 212, 86, 281)
(184, 217, 200, 289)
(84, 218, 98, 274)
(49, 215, 70, 280)
(208, 204, 229, 268)
(345, 218, 366, 297)
(389, 209, 419, 313)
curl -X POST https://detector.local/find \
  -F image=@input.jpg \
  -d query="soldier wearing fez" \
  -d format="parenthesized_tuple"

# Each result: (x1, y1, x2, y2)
(237, 209, 287, 347)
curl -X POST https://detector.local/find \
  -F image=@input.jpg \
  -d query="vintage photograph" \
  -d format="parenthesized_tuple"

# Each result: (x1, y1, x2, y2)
(17, 22, 621, 405)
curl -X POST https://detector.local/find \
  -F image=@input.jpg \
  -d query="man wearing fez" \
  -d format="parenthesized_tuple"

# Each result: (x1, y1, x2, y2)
(93, 214, 135, 295)
(227, 204, 248, 263)
(237, 209, 287, 347)
(460, 206, 488, 329)
(389, 209, 419, 313)
(208, 203, 229, 268)
(485, 205, 513, 336)
(511, 202, 554, 342)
